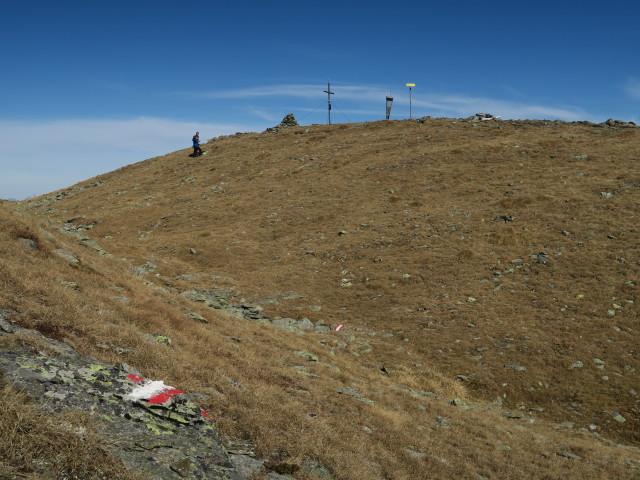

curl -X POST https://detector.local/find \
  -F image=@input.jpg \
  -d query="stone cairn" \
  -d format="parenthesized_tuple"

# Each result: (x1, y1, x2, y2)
(264, 113, 299, 133)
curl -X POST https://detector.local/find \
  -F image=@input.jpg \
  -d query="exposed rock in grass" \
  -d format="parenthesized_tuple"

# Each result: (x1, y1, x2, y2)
(185, 312, 209, 323)
(54, 247, 80, 263)
(556, 450, 582, 460)
(131, 260, 157, 276)
(294, 350, 319, 362)
(59, 280, 80, 290)
(504, 364, 527, 372)
(143, 334, 173, 346)
(612, 412, 627, 423)
(18, 237, 38, 250)
(0, 319, 246, 480)
(182, 288, 229, 309)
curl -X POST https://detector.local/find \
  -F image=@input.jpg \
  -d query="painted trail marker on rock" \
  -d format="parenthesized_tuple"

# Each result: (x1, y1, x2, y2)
(125, 374, 212, 416)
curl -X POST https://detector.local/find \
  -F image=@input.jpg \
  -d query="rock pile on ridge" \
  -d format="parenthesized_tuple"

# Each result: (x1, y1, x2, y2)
(468, 113, 502, 122)
(264, 113, 299, 133)
(604, 118, 637, 128)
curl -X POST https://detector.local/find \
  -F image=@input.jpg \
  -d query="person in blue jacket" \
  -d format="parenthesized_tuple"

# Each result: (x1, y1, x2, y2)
(192, 131, 203, 157)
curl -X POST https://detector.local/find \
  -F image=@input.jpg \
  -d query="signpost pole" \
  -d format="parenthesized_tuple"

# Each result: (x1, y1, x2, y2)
(406, 83, 416, 119)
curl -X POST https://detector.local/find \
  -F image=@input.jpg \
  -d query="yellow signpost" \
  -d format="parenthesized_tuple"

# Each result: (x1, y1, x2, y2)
(406, 83, 416, 119)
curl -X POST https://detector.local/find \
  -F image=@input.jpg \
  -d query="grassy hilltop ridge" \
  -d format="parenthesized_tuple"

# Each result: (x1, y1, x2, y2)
(2, 117, 640, 479)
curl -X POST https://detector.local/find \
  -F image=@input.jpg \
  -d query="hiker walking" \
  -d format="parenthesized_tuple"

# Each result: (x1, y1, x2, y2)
(192, 131, 203, 157)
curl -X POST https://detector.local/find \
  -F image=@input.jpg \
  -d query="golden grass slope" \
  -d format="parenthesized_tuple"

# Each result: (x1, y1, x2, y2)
(4, 117, 640, 479)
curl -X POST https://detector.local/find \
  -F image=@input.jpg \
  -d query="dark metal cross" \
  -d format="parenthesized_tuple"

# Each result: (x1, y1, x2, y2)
(324, 81, 334, 124)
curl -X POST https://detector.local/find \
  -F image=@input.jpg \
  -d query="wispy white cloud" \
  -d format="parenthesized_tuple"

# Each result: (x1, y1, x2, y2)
(183, 84, 322, 100)
(245, 106, 280, 122)
(410, 94, 588, 121)
(0, 117, 261, 200)
(624, 78, 640, 100)
(188, 83, 593, 122)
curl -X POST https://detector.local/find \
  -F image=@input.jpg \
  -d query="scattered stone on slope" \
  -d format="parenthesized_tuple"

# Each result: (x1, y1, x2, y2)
(532, 252, 549, 264)
(131, 260, 158, 276)
(61, 218, 96, 232)
(294, 350, 319, 362)
(504, 364, 527, 372)
(0, 317, 246, 480)
(18, 237, 38, 250)
(59, 280, 80, 290)
(434, 415, 452, 429)
(54, 248, 80, 263)
(335, 387, 375, 405)
(451, 398, 471, 409)
(612, 412, 627, 423)
(51, 221, 113, 258)
(185, 312, 209, 323)
(142, 333, 173, 346)
(15, 189, 72, 210)
(182, 288, 229, 309)
(556, 450, 582, 460)
(181, 286, 336, 334)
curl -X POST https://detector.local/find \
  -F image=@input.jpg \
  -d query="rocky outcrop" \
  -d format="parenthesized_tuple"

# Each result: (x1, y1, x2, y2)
(467, 113, 502, 122)
(603, 118, 637, 128)
(180, 288, 334, 333)
(0, 310, 246, 480)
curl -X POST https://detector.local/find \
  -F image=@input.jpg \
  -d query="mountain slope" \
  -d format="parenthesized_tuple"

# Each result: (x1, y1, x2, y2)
(5, 117, 640, 479)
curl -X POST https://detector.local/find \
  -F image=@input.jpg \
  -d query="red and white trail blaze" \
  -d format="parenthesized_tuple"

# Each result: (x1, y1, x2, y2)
(125, 374, 210, 418)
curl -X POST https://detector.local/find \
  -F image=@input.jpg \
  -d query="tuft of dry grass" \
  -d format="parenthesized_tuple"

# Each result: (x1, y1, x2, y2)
(0, 380, 146, 480)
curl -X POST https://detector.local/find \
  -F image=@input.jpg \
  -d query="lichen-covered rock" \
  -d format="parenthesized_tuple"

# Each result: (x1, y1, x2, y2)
(182, 288, 229, 309)
(131, 261, 158, 276)
(0, 316, 246, 480)
(185, 312, 209, 323)
(180, 287, 325, 336)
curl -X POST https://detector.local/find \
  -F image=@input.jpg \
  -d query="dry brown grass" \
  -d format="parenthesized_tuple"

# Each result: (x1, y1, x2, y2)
(2, 118, 640, 479)
(0, 380, 146, 480)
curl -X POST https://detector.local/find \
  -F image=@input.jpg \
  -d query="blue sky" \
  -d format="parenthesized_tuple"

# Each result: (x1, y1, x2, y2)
(1, 1, 639, 200)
